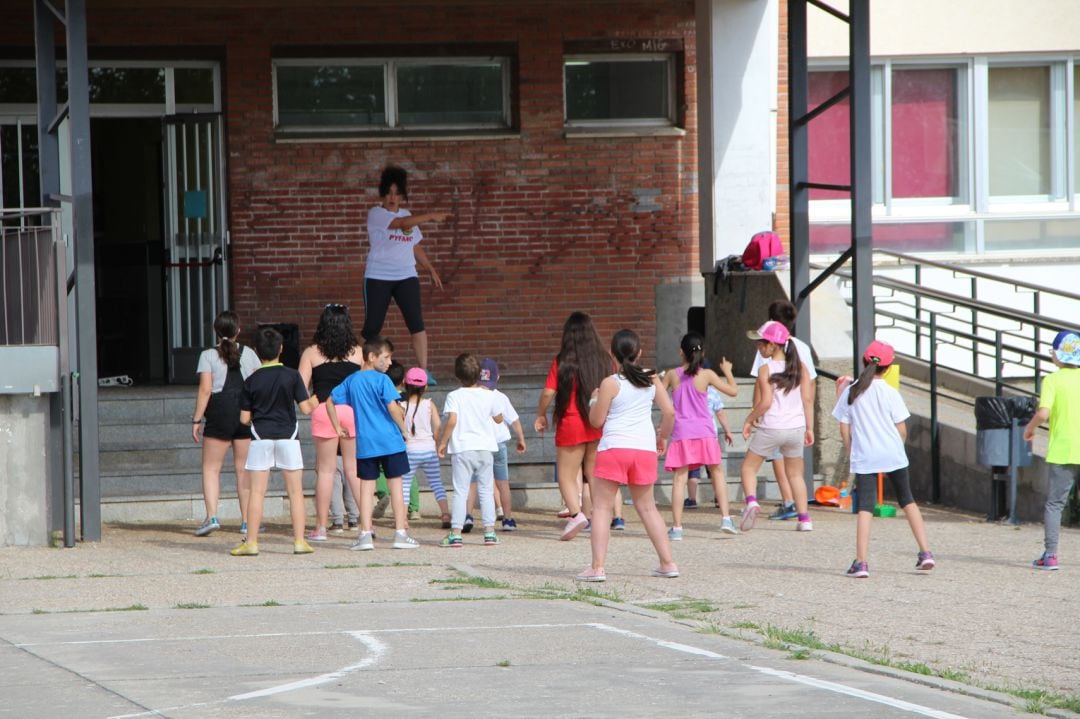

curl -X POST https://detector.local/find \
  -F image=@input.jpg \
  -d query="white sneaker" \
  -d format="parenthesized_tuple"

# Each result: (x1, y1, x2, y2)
(720, 517, 739, 535)
(797, 520, 814, 532)
(393, 531, 419, 549)
(350, 531, 375, 551)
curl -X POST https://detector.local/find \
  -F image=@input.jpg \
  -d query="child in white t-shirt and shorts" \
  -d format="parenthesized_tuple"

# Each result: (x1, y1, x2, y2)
(231, 327, 319, 557)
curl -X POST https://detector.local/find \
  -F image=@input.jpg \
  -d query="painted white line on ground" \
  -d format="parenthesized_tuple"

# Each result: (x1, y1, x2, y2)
(590, 623, 971, 719)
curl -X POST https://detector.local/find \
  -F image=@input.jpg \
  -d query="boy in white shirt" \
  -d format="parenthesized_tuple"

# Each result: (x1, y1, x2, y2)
(436, 353, 504, 547)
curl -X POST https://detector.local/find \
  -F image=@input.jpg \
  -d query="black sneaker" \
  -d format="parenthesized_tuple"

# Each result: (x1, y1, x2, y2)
(462, 514, 474, 533)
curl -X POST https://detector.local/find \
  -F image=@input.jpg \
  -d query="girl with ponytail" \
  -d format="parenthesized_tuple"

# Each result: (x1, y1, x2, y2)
(832, 340, 934, 578)
(661, 332, 739, 538)
(576, 329, 676, 582)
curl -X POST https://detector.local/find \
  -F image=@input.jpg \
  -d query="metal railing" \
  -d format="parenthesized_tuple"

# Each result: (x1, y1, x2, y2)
(1, 209, 61, 346)
(825, 250, 1080, 506)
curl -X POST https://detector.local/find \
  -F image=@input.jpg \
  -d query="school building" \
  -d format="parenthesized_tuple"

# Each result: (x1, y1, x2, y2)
(2, 0, 1079, 543)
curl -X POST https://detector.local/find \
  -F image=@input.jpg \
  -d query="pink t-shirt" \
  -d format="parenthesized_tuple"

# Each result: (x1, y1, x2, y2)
(670, 368, 716, 442)
(757, 358, 805, 430)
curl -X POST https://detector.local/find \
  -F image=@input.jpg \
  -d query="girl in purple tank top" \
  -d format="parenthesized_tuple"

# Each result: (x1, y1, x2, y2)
(661, 333, 739, 539)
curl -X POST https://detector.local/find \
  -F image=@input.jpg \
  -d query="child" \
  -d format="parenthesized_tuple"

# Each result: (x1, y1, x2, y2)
(739, 321, 814, 532)
(230, 327, 319, 556)
(465, 358, 527, 531)
(386, 361, 421, 521)
(750, 300, 819, 522)
(685, 384, 735, 508)
(1024, 330, 1080, 571)
(663, 333, 739, 538)
(577, 329, 676, 581)
(400, 367, 452, 528)
(436, 353, 504, 547)
(325, 336, 418, 551)
(833, 340, 934, 578)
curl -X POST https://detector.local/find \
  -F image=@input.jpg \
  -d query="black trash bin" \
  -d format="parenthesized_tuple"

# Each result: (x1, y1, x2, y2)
(256, 322, 301, 369)
(974, 396, 1037, 523)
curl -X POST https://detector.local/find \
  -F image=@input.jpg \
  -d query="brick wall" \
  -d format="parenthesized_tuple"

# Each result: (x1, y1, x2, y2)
(1, 1, 699, 378)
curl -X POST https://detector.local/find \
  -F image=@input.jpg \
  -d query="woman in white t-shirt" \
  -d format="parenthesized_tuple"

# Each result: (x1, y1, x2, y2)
(833, 340, 934, 579)
(362, 166, 450, 380)
(190, 311, 261, 537)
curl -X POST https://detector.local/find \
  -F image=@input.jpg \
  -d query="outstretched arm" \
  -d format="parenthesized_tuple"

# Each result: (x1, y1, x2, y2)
(388, 211, 450, 231)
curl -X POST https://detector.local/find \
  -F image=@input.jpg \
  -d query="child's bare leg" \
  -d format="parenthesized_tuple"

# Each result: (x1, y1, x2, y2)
(740, 452, 766, 501)
(386, 476, 407, 532)
(783, 456, 809, 514)
(200, 438, 229, 519)
(496, 479, 512, 520)
(772, 458, 795, 505)
(555, 446, 586, 516)
(901, 503, 931, 553)
(855, 510, 872, 562)
(283, 469, 306, 542)
(687, 473, 699, 503)
(630, 483, 676, 572)
(233, 440, 251, 524)
(245, 470, 270, 546)
(312, 438, 339, 530)
(358, 476, 376, 533)
(707, 463, 730, 516)
(582, 480, 593, 517)
(588, 478, 619, 572)
(671, 468, 688, 528)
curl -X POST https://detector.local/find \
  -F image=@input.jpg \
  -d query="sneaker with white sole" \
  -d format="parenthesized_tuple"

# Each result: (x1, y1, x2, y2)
(720, 517, 738, 535)
(846, 560, 869, 578)
(350, 531, 375, 551)
(668, 527, 684, 541)
(740, 501, 761, 532)
(560, 512, 589, 541)
(916, 551, 936, 570)
(194, 517, 220, 537)
(329, 523, 345, 535)
(768, 503, 798, 521)
(483, 531, 500, 546)
(462, 514, 475, 533)
(306, 527, 328, 542)
(1033, 552, 1058, 570)
(408, 510, 422, 521)
(393, 531, 419, 549)
(796, 520, 814, 532)
(372, 495, 390, 519)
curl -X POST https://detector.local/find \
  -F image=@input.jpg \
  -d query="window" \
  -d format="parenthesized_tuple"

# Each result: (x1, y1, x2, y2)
(891, 68, 965, 201)
(564, 55, 674, 126)
(272, 58, 511, 132)
(988, 66, 1052, 197)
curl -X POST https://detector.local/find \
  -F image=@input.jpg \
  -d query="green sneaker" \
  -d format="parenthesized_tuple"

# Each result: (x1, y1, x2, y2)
(483, 531, 499, 546)
(439, 533, 463, 548)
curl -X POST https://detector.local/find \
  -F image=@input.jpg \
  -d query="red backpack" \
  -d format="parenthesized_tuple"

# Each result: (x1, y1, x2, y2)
(742, 231, 783, 271)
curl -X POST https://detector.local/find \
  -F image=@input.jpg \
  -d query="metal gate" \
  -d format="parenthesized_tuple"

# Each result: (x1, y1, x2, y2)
(163, 113, 228, 383)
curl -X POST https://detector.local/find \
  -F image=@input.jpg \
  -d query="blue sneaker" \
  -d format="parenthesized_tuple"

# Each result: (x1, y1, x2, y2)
(611, 518, 626, 530)
(427, 374, 438, 386)
(501, 518, 517, 531)
(462, 514, 474, 533)
(768, 503, 798, 521)
(194, 517, 220, 537)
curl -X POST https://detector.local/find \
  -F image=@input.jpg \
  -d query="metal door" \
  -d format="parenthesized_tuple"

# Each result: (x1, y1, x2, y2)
(162, 113, 228, 383)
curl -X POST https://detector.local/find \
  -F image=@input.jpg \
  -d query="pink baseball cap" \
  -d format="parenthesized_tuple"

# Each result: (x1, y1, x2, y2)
(863, 340, 895, 367)
(746, 320, 790, 345)
(404, 367, 428, 386)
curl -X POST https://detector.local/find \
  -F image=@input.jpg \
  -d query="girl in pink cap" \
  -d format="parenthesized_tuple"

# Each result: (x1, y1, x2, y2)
(833, 340, 934, 578)
(399, 367, 451, 528)
(739, 320, 814, 532)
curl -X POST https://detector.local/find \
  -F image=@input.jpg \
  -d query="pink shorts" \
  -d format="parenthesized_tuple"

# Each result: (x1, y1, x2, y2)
(310, 402, 356, 439)
(664, 437, 721, 472)
(594, 448, 658, 486)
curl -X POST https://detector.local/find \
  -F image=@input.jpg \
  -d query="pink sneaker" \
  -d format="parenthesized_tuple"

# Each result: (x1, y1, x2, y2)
(575, 567, 606, 582)
(560, 512, 589, 541)
(306, 527, 328, 542)
(740, 501, 761, 532)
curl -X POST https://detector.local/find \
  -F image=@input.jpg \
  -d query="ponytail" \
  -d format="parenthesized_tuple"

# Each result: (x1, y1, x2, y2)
(611, 329, 654, 388)
(770, 340, 802, 394)
(403, 384, 427, 436)
(213, 310, 241, 369)
(847, 359, 881, 404)
(680, 332, 705, 375)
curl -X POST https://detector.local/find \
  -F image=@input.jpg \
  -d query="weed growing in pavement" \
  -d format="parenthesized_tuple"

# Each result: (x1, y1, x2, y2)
(695, 622, 724, 635)
(191, 568, 215, 575)
(411, 595, 512, 603)
(24, 575, 78, 581)
(240, 599, 282, 607)
(991, 687, 1080, 715)
(324, 564, 362, 570)
(732, 603, 756, 610)
(496, 659, 511, 668)
(175, 602, 210, 610)
(730, 621, 760, 631)
(788, 648, 812, 660)
(367, 562, 432, 568)
(568, 586, 623, 605)
(430, 572, 508, 590)
(641, 599, 716, 615)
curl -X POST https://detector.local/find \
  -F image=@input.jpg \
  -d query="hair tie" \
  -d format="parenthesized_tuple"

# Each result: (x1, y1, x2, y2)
(871, 356, 880, 364)
(691, 345, 702, 353)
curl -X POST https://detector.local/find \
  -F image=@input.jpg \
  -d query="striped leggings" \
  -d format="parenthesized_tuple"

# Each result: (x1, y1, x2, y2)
(403, 449, 447, 504)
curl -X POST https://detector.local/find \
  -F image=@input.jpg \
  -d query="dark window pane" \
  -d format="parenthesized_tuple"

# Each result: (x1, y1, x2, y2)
(396, 64, 504, 126)
(87, 67, 165, 103)
(0, 68, 38, 104)
(2, 125, 21, 210)
(276, 65, 386, 127)
(20, 125, 39, 208)
(565, 59, 669, 122)
(175, 68, 215, 105)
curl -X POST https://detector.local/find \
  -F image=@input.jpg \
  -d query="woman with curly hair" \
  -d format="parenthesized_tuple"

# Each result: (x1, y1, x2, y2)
(298, 304, 366, 541)
(535, 311, 614, 540)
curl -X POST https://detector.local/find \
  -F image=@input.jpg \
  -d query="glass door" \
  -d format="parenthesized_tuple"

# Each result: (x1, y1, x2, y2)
(162, 113, 228, 383)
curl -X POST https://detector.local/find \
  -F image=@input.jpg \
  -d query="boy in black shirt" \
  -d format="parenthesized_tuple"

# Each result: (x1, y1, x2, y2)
(231, 327, 319, 556)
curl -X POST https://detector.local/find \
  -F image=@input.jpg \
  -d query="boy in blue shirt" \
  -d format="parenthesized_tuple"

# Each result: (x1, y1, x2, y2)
(326, 336, 418, 550)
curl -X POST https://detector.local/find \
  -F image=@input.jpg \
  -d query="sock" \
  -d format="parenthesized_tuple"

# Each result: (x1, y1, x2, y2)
(798, 513, 810, 522)
(746, 495, 757, 504)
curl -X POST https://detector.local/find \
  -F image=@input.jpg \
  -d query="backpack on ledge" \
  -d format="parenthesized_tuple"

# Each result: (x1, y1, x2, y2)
(742, 230, 783, 271)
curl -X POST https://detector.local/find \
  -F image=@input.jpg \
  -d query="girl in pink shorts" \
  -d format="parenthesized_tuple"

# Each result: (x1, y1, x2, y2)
(662, 332, 740, 539)
(575, 329, 676, 582)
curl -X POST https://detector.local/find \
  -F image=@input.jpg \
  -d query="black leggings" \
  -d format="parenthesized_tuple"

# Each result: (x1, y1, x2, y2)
(855, 467, 915, 513)
(362, 276, 425, 339)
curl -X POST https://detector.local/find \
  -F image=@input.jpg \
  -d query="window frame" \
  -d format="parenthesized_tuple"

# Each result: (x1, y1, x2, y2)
(562, 52, 678, 129)
(271, 56, 513, 134)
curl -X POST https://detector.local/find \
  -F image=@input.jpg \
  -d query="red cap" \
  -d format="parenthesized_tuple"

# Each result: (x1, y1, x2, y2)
(862, 340, 895, 367)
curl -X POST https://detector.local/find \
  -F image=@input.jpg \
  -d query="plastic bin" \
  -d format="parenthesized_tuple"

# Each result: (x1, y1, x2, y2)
(974, 396, 1036, 468)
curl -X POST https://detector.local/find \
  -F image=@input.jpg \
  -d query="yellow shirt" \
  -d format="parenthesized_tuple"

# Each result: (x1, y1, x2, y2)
(1040, 367, 1080, 465)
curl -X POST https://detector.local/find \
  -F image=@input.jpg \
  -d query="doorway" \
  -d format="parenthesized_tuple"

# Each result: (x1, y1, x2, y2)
(90, 117, 166, 383)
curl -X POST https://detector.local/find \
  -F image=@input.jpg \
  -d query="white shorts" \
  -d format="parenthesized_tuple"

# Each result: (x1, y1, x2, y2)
(246, 438, 304, 471)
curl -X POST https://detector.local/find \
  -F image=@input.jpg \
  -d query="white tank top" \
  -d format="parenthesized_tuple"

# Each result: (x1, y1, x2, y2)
(402, 398, 437, 452)
(598, 374, 657, 452)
